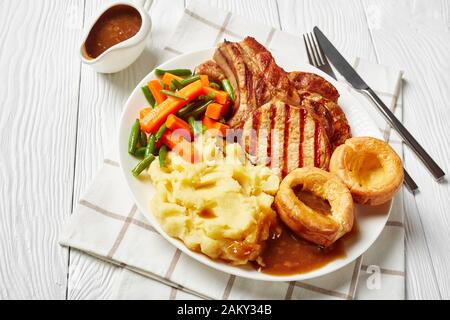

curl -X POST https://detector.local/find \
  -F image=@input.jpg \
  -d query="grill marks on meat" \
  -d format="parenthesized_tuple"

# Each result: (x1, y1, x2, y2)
(194, 38, 350, 176)
(241, 101, 331, 177)
(302, 92, 351, 148)
(289, 71, 351, 149)
(213, 37, 300, 128)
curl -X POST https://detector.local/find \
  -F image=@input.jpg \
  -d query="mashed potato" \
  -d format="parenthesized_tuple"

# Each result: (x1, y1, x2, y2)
(149, 137, 279, 265)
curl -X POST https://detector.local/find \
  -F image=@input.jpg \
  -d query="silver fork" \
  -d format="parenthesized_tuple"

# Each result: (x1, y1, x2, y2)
(303, 32, 337, 80)
(303, 31, 419, 193)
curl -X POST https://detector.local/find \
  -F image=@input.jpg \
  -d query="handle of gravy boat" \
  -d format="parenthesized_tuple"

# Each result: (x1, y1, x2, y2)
(133, 0, 153, 11)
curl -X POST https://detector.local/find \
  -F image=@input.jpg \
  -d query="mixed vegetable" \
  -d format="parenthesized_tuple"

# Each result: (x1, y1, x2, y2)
(129, 68, 235, 177)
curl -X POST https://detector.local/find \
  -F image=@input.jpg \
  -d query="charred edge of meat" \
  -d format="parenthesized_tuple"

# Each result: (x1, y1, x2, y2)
(288, 71, 340, 103)
(194, 60, 226, 83)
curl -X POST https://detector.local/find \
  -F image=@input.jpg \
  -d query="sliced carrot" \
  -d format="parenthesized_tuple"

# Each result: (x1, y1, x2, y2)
(202, 115, 217, 130)
(139, 107, 152, 131)
(205, 103, 229, 120)
(203, 86, 229, 104)
(141, 80, 204, 133)
(160, 130, 182, 149)
(148, 80, 167, 105)
(161, 73, 184, 86)
(178, 80, 203, 100)
(213, 122, 230, 137)
(200, 75, 209, 87)
(155, 139, 163, 150)
(202, 116, 230, 137)
(161, 130, 198, 163)
(139, 107, 152, 120)
(165, 114, 192, 139)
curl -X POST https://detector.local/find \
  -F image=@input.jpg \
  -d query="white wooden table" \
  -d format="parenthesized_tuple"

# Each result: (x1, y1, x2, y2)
(0, 0, 449, 300)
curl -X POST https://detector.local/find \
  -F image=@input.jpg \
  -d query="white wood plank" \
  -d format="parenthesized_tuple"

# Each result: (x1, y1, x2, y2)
(0, 0, 84, 299)
(362, 0, 449, 299)
(277, 0, 377, 61)
(192, 0, 280, 28)
(403, 189, 441, 299)
(67, 0, 186, 300)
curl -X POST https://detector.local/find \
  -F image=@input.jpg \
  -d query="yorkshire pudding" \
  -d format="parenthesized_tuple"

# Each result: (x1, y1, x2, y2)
(274, 167, 354, 247)
(329, 137, 403, 205)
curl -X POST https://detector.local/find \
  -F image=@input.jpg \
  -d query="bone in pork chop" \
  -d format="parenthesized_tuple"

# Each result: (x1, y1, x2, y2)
(213, 37, 300, 127)
(195, 60, 226, 83)
(240, 101, 331, 178)
(289, 72, 351, 148)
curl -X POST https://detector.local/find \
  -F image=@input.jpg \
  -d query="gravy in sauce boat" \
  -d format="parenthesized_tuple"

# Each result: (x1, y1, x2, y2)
(84, 5, 142, 59)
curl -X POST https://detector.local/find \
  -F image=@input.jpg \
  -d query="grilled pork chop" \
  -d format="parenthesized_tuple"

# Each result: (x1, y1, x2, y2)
(213, 37, 300, 127)
(289, 72, 340, 102)
(195, 60, 226, 83)
(240, 101, 331, 177)
(301, 92, 351, 148)
(289, 72, 351, 148)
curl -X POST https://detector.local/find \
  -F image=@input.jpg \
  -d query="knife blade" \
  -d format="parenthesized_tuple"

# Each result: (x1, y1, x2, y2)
(314, 26, 445, 182)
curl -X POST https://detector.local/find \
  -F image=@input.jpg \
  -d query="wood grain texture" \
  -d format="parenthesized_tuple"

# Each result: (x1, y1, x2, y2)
(67, 0, 186, 300)
(362, 0, 449, 299)
(277, 0, 377, 62)
(0, 0, 83, 299)
(1, 0, 449, 300)
(192, 0, 280, 28)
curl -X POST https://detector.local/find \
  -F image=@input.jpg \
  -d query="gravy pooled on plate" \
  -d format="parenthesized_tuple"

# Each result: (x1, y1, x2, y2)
(255, 190, 357, 275)
(84, 5, 142, 59)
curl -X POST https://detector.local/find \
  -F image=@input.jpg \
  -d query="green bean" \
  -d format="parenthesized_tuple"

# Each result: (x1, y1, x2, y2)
(145, 134, 156, 157)
(128, 119, 140, 155)
(132, 154, 155, 177)
(134, 147, 147, 158)
(141, 85, 156, 108)
(179, 75, 201, 87)
(175, 102, 198, 119)
(159, 145, 168, 167)
(139, 131, 147, 147)
(185, 100, 213, 120)
(155, 69, 192, 77)
(198, 92, 216, 101)
(155, 124, 167, 141)
(160, 90, 187, 100)
(170, 79, 183, 91)
(209, 82, 221, 90)
(221, 79, 235, 101)
(188, 116, 204, 136)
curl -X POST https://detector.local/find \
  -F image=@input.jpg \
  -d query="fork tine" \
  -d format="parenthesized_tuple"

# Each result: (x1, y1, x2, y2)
(304, 33, 319, 67)
(303, 34, 314, 66)
(311, 32, 325, 65)
(307, 32, 322, 67)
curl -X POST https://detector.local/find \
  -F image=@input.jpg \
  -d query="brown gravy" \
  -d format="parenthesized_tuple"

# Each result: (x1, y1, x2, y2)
(84, 5, 142, 59)
(254, 190, 357, 275)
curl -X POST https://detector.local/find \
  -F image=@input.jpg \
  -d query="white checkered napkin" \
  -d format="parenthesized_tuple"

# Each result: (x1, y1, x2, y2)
(60, 0, 405, 300)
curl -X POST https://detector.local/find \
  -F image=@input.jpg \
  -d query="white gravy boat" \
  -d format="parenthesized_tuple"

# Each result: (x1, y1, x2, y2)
(79, 1, 152, 73)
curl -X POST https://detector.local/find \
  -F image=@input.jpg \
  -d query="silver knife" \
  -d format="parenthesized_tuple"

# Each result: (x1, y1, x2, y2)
(314, 26, 445, 182)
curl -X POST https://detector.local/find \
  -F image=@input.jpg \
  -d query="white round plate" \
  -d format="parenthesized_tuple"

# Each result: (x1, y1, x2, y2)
(118, 48, 391, 281)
